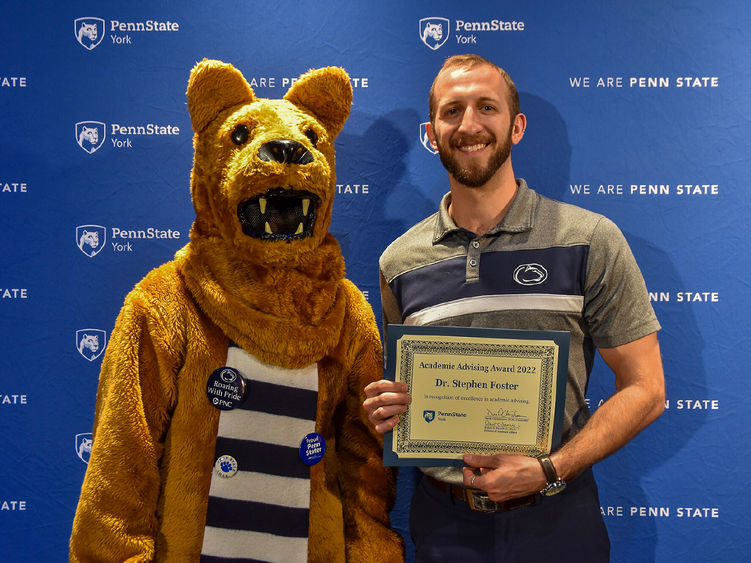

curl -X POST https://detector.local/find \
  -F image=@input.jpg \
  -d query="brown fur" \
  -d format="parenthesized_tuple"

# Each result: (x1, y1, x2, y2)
(70, 59, 404, 562)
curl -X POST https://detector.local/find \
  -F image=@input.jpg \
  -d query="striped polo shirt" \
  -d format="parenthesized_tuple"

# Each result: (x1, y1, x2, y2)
(380, 179, 659, 484)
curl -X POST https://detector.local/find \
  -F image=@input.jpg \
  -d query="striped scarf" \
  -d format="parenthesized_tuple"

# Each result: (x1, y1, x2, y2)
(201, 344, 319, 562)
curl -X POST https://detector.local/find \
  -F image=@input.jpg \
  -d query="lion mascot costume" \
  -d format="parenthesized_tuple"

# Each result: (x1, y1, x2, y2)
(70, 59, 404, 562)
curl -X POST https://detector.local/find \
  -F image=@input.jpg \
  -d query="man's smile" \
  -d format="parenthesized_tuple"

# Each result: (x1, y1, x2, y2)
(457, 143, 490, 153)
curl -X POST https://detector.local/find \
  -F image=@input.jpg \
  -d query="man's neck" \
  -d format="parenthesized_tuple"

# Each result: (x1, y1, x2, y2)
(447, 162, 518, 236)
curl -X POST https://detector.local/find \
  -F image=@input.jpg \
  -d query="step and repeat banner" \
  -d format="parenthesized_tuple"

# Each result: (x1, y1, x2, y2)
(1, 1, 749, 561)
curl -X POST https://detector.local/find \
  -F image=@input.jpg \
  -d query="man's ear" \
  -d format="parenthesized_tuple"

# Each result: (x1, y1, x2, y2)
(425, 121, 439, 151)
(284, 67, 352, 139)
(187, 59, 256, 133)
(511, 112, 527, 145)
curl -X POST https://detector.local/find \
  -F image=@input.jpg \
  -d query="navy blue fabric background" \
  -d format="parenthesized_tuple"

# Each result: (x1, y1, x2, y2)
(1, 2, 749, 561)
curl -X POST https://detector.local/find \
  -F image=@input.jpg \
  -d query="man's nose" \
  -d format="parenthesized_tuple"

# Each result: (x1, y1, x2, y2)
(457, 107, 481, 135)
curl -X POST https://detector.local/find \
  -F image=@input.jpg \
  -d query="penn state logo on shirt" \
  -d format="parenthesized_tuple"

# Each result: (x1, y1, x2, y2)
(419, 18, 450, 50)
(74, 18, 105, 50)
(513, 263, 549, 286)
(76, 225, 107, 257)
(76, 329, 107, 361)
(419, 122, 438, 154)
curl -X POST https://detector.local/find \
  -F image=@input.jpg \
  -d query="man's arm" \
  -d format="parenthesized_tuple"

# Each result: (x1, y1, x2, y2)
(463, 332, 665, 500)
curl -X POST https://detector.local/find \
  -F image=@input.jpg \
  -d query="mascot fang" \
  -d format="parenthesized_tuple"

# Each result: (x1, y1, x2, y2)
(70, 59, 404, 562)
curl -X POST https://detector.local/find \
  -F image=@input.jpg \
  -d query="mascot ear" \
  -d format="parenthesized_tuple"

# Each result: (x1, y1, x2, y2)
(284, 67, 352, 138)
(187, 59, 256, 133)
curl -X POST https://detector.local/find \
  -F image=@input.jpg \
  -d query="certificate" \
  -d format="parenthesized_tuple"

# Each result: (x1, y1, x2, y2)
(383, 325, 569, 467)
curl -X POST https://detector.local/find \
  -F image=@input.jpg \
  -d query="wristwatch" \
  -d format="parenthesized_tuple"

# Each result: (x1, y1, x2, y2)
(537, 455, 566, 496)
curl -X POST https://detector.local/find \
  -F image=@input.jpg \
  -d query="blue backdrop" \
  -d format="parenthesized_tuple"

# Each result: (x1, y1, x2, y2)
(1, 1, 749, 561)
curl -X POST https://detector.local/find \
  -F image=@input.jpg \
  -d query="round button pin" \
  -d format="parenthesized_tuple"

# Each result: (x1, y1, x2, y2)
(299, 432, 326, 466)
(215, 455, 238, 478)
(206, 367, 248, 410)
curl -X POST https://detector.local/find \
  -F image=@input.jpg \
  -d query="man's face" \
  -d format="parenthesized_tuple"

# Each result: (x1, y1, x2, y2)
(428, 65, 521, 187)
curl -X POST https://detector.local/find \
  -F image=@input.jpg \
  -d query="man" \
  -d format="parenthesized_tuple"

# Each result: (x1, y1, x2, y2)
(363, 54, 664, 561)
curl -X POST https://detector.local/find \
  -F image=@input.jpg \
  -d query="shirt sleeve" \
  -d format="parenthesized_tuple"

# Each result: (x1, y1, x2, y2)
(583, 216, 661, 348)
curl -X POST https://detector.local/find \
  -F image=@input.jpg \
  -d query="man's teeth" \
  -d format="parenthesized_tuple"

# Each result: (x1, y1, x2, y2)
(458, 143, 487, 152)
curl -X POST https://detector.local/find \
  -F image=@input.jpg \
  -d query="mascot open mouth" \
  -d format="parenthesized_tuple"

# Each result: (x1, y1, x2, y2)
(237, 187, 321, 241)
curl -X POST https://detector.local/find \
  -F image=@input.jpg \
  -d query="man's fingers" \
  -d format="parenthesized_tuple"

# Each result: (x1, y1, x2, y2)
(374, 415, 401, 434)
(367, 403, 408, 423)
(362, 381, 411, 434)
(462, 466, 483, 488)
(364, 379, 408, 398)
(463, 453, 499, 469)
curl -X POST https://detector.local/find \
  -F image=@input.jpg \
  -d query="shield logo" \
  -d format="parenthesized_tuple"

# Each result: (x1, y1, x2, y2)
(76, 329, 107, 361)
(74, 18, 105, 50)
(75, 121, 106, 154)
(419, 122, 438, 154)
(75, 433, 93, 464)
(423, 410, 436, 423)
(76, 225, 107, 258)
(419, 18, 450, 50)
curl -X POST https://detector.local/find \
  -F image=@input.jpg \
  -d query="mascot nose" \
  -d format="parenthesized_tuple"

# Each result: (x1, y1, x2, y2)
(258, 139, 313, 165)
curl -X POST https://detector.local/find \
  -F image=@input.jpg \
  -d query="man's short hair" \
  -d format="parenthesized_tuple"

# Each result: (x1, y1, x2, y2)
(428, 54, 520, 123)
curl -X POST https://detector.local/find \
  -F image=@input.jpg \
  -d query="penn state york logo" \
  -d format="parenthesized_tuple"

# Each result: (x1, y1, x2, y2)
(419, 122, 438, 154)
(419, 17, 450, 50)
(76, 329, 107, 361)
(75, 121, 106, 154)
(74, 18, 105, 50)
(76, 225, 107, 257)
(513, 263, 549, 286)
(424, 410, 436, 423)
(75, 433, 93, 464)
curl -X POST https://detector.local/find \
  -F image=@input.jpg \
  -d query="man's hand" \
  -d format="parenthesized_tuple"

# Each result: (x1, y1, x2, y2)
(462, 453, 546, 502)
(363, 380, 411, 434)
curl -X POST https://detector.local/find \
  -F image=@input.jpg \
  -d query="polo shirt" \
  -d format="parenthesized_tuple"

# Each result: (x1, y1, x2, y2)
(379, 179, 660, 484)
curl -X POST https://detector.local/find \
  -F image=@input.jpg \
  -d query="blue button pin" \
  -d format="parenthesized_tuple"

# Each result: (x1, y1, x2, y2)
(299, 432, 326, 466)
(206, 367, 247, 410)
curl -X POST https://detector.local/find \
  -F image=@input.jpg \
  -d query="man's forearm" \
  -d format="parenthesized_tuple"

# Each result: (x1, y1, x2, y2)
(551, 380, 664, 481)
(551, 333, 665, 481)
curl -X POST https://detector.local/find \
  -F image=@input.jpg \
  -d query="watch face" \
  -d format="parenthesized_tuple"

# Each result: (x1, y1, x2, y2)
(541, 480, 566, 496)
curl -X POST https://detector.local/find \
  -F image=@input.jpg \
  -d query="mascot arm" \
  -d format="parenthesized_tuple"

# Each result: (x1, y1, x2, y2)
(70, 287, 180, 562)
(336, 287, 405, 561)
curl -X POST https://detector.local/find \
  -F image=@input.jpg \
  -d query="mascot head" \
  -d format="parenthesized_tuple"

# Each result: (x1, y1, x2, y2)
(186, 59, 352, 266)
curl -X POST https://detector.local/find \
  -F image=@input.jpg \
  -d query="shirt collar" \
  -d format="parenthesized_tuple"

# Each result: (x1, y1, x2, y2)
(432, 178, 537, 244)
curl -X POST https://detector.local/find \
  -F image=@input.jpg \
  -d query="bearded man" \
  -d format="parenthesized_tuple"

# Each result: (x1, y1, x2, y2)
(363, 54, 665, 562)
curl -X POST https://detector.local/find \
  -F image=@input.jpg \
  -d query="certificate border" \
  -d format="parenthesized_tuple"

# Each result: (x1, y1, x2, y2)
(383, 325, 569, 467)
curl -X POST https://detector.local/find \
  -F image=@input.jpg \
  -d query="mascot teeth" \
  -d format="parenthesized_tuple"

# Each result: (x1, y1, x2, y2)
(237, 187, 321, 241)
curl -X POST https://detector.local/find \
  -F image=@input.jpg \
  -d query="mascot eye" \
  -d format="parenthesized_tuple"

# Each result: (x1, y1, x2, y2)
(231, 124, 250, 145)
(305, 128, 318, 148)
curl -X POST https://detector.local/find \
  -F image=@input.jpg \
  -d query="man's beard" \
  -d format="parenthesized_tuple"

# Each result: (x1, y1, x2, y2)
(435, 126, 513, 188)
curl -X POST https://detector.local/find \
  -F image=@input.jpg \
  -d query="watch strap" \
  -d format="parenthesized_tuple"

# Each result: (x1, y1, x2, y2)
(537, 455, 558, 485)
